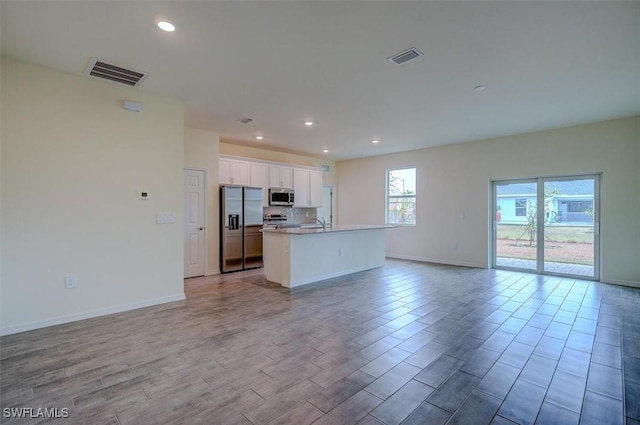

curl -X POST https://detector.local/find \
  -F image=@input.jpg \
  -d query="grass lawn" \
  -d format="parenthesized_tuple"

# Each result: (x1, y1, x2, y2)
(497, 224, 594, 244)
(496, 224, 594, 265)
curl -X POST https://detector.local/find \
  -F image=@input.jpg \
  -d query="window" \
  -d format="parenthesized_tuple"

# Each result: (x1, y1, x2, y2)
(567, 200, 593, 213)
(515, 199, 527, 216)
(386, 168, 416, 225)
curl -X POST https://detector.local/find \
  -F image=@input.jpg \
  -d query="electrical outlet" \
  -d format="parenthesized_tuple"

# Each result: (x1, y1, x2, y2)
(64, 275, 77, 289)
(338, 248, 343, 256)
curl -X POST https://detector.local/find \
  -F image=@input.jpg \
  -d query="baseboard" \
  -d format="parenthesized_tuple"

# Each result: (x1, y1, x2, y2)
(206, 269, 221, 276)
(385, 254, 487, 269)
(601, 278, 640, 289)
(0, 293, 186, 337)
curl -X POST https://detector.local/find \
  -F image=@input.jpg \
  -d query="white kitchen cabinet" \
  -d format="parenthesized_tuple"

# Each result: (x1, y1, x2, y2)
(219, 158, 250, 186)
(250, 162, 269, 206)
(220, 157, 320, 208)
(269, 165, 293, 189)
(293, 168, 323, 207)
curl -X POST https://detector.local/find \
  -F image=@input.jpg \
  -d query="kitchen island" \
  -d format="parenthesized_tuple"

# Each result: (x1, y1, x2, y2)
(262, 224, 395, 288)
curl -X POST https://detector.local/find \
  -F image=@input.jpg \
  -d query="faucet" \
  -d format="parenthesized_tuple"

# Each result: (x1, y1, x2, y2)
(314, 217, 327, 229)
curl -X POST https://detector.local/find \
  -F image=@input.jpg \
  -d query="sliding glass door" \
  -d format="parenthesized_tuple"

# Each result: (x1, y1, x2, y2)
(493, 175, 599, 279)
(494, 180, 538, 271)
(542, 177, 598, 277)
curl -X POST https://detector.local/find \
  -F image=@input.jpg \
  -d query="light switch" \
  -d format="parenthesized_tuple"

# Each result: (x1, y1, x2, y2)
(157, 212, 176, 224)
(64, 275, 77, 289)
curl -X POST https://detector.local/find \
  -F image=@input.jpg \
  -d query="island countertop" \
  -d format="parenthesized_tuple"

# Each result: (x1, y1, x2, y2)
(261, 224, 396, 235)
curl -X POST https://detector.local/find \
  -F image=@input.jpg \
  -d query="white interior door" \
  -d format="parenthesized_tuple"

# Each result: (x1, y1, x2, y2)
(184, 169, 206, 278)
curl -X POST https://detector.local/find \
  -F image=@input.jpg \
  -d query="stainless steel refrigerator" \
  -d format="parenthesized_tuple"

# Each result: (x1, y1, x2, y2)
(220, 186, 264, 273)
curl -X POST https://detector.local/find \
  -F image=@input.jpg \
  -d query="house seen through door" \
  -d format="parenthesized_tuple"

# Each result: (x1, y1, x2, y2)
(492, 175, 600, 280)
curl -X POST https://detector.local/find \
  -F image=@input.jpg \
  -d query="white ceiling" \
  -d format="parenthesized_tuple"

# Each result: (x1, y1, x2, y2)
(2, 1, 639, 161)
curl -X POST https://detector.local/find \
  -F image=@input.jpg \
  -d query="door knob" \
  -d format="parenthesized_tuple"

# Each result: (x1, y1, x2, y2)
(198, 227, 204, 231)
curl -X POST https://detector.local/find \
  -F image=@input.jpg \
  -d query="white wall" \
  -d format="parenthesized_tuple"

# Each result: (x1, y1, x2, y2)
(1, 59, 185, 335)
(184, 128, 220, 275)
(337, 116, 640, 287)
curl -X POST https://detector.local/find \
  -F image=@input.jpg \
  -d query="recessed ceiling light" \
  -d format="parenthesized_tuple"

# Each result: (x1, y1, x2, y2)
(372, 140, 380, 144)
(157, 21, 176, 32)
(473, 85, 487, 92)
(255, 136, 264, 140)
(304, 121, 314, 126)
(322, 149, 329, 153)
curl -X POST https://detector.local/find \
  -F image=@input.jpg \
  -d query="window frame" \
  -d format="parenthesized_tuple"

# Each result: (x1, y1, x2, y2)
(386, 167, 417, 226)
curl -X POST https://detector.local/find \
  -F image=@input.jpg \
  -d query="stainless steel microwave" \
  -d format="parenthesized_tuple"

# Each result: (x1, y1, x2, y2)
(269, 188, 295, 206)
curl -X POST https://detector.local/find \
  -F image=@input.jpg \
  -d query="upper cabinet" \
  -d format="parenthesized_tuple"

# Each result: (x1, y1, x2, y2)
(219, 158, 250, 186)
(269, 165, 293, 189)
(293, 168, 323, 207)
(250, 162, 269, 206)
(220, 157, 322, 207)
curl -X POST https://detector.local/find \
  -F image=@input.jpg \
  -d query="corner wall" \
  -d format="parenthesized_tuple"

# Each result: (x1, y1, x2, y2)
(1, 59, 185, 335)
(337, 116, 640, 286)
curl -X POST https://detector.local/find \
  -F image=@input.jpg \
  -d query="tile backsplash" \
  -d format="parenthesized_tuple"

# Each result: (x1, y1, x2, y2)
(263, 206, 316, 225)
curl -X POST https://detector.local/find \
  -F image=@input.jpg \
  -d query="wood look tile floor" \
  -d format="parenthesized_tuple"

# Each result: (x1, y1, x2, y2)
(1, 259, 639, 425)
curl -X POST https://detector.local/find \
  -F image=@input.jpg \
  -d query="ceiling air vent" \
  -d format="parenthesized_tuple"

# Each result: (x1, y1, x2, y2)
(388, 48, 423, 65)
(84, 58, 148, 87)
